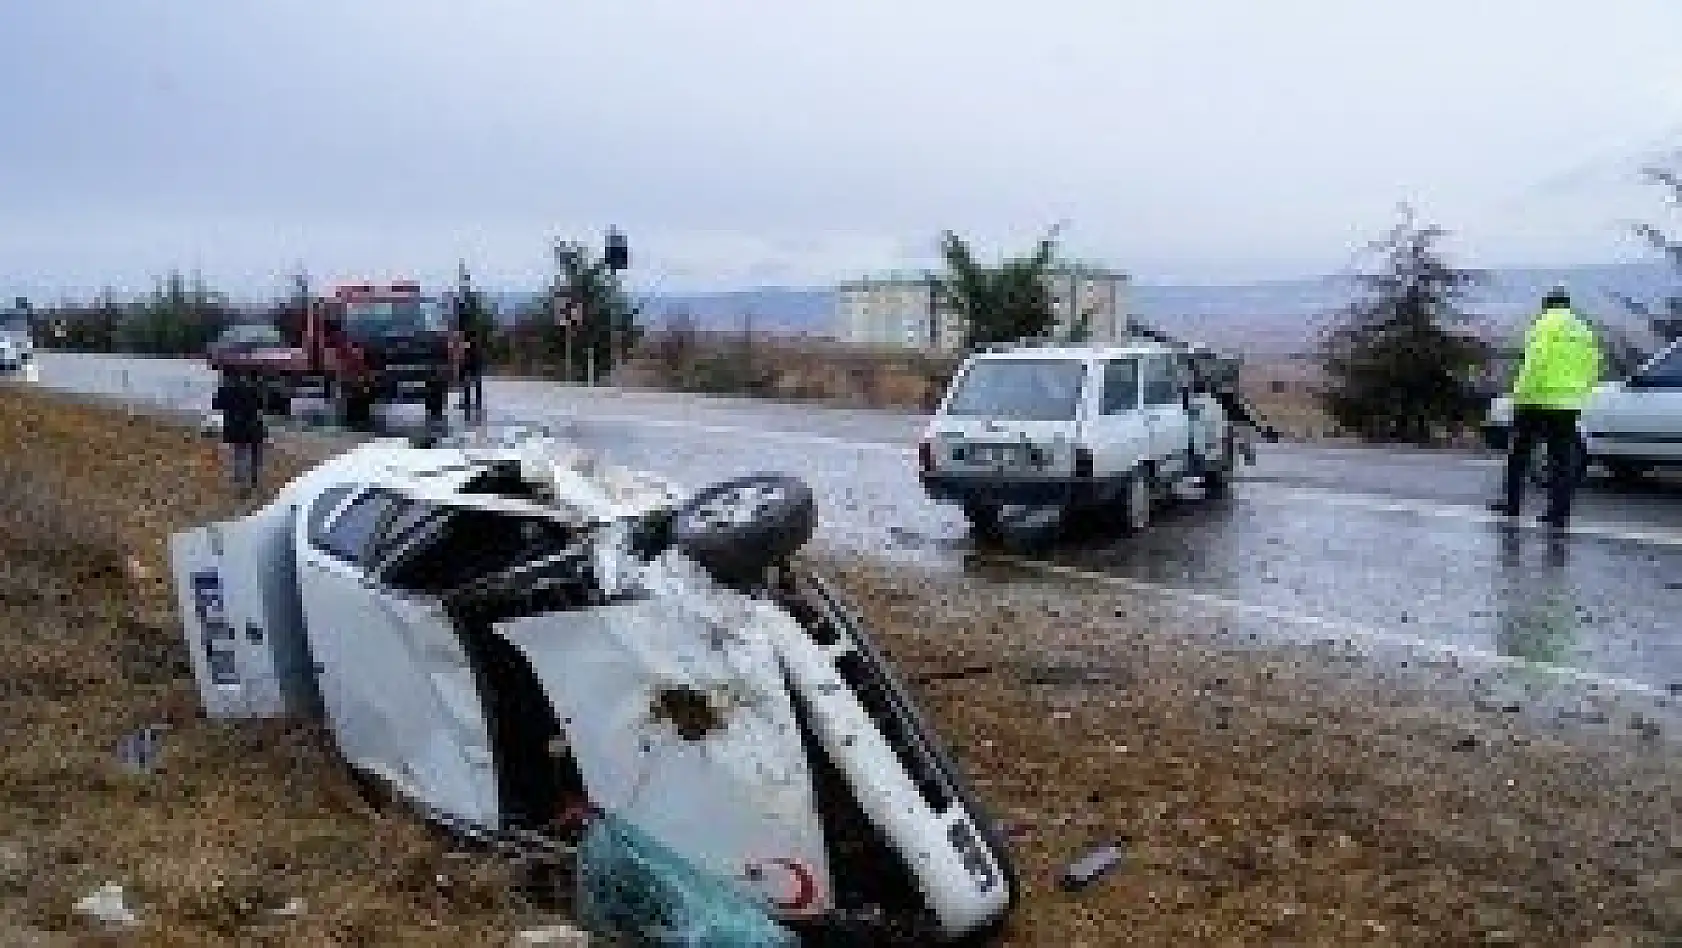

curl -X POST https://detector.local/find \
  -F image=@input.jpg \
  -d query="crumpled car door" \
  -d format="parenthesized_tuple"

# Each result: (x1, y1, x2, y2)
(496, 582, 834, 920)
(296, 486, 500, 827)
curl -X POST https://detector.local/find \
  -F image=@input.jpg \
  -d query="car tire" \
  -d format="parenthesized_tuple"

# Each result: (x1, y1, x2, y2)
(1202, 433, 1236, 499)
(670, 473, 817, 587)
(1603, 459, 1650, 485)
(1119, 468, 1152, 534)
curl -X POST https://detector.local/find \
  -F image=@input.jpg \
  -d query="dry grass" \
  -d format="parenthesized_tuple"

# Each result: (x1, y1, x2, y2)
(813, 558, 1682, 947)
(0, 386, 535, 945)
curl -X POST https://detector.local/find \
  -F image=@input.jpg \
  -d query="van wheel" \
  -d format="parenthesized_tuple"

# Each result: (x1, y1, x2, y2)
(1119, 469, 1153, 534)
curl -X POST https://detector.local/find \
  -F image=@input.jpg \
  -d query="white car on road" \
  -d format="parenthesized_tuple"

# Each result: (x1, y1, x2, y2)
(169, 429, 1016, 943)
(1483, 337, 1682, 482)
(0, 319, 35, 380)
(917, 341, 1246, 544)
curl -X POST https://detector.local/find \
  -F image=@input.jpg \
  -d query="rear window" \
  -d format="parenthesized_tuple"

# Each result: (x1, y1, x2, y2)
(943, 358, 1086, 421)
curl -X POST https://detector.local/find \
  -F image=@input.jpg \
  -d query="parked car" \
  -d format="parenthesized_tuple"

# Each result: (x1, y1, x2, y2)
(169, 429, 1016, 942)
(917, 340, 1248, 546)
(1483, 337, 1682, 484)
(0, 334, 32, 378)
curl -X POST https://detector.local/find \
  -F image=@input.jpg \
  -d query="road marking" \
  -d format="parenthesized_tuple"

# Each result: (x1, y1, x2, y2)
(1247, 483, 1682, 549)
(986, 554, 1676, 704)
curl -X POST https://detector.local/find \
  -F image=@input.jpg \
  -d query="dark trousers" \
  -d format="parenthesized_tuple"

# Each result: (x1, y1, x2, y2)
(228, 440, 263, 492)
(459, 365, 484, 414)
(1502, 406, 1580, 523)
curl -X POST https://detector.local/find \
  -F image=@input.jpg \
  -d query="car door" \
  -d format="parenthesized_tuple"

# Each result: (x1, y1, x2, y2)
(1583, 342, 1682, 464)
(1140, 354, 1191, 478)
(1085, 356, 1151, 478)
(295, 485, 499, 825)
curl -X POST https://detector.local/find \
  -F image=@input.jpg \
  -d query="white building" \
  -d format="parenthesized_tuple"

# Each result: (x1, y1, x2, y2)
(834, 265, 1130, 353)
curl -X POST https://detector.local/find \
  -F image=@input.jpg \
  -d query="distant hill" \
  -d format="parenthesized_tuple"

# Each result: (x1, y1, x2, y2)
(512, 260, 1671, 356)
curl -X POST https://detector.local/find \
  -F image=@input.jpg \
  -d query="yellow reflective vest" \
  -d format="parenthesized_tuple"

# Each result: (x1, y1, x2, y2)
(1510, 307, 1602, 410)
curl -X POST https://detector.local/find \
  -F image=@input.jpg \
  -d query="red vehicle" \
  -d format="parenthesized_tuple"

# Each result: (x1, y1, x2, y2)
(208, 281, 465, 427)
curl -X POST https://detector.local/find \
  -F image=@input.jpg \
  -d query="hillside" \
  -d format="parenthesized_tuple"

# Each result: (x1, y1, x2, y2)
(483, 261, 1674, 356)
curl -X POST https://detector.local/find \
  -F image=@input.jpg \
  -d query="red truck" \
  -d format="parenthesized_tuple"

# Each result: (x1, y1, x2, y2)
(208, 281, 466, 428)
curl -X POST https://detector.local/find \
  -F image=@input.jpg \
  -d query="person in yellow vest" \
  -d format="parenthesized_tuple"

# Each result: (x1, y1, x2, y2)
(1490, 287, 1602, 529)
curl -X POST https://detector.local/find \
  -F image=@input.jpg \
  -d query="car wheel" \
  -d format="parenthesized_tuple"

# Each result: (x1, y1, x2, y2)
(1119, 468, 1152, 534)
(1202, 434, 1236, 499)
(1603, 459, 1650, 484)
(670, 473, 817, 587)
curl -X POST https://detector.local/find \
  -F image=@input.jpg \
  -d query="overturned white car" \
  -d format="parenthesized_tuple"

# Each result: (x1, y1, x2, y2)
(169, 429, 1017, 942)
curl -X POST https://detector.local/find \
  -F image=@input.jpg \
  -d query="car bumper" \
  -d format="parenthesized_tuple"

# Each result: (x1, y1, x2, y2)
(919, 471, 1110, 507)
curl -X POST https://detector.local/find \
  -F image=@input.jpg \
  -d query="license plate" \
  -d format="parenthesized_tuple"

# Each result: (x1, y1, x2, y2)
(397, 380, 428, 392)
(967, 444, 1021, 467)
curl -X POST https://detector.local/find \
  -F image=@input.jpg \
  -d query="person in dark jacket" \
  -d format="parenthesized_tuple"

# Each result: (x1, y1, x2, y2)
(212, 369, 268, 496)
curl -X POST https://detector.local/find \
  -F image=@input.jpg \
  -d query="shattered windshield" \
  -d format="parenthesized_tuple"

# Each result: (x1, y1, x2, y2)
(943, 358, 1086, 421)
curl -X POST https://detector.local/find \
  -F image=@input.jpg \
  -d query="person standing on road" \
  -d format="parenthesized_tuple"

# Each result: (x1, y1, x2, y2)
(1490, 287, 1602, 530)
(212, 369, 268, 497)
(455, 291, 486, 419)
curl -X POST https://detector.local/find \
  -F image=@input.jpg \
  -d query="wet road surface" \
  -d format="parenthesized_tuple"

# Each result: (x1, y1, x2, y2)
(28, 354, 1682, 701)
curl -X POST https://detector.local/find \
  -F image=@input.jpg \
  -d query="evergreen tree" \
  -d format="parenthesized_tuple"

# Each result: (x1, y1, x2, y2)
(1315, 206, 1493, 445)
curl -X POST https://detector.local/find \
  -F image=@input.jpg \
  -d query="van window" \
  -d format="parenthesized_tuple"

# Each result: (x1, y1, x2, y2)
(1101, 359, 1140, 413)
(1142, 355, 1182, 406)
(943, 359, 1086, 421)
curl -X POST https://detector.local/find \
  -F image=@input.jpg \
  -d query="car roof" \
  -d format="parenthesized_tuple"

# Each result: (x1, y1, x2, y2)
(965, 342, 1181, 361)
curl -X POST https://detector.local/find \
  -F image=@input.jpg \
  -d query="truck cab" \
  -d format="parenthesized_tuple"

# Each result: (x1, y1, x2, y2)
(315, 282, 464, 426)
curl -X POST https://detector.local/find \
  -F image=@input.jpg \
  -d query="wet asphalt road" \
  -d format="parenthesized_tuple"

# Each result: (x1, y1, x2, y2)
(27, 353, 1682, 700)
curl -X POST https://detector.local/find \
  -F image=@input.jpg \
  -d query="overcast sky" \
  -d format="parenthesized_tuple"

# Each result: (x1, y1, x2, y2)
(2, 1, 1680, 297)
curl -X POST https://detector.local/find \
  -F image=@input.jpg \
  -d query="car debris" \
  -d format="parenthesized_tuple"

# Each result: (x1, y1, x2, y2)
(167, 427, 1018, 942)
(73, 883, 139, 928)
(1056, 841, 1127, 892)
(513, 922, 591, 947)
(575, 812, 798, 946)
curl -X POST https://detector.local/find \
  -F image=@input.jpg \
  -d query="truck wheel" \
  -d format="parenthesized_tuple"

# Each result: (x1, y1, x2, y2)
(266, 386, 292, 417)
(670, 474, 817, 588)
(336, 388, 373, 430)
(1119, 468, 1153, 534)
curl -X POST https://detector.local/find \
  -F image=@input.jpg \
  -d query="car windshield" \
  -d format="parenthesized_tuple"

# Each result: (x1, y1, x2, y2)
(218, 324, 284, 347)
(1636, 342, 1682, 386)
(943, 358, 1086, 421)
(343, 298, 448, 336)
